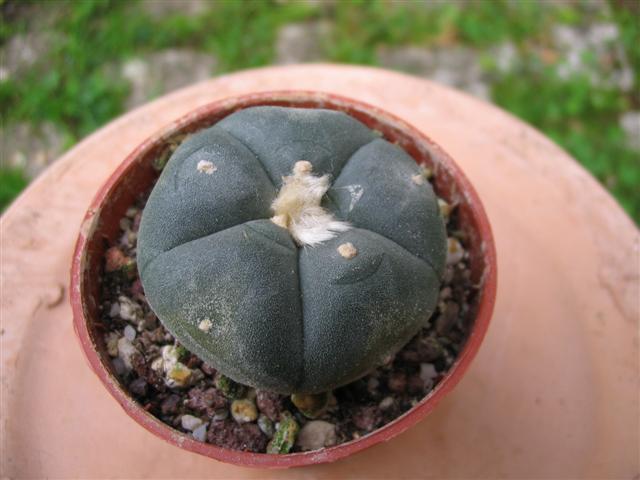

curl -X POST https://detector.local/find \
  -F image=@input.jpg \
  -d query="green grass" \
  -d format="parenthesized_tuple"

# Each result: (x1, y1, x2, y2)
(1, 0, 638, 221)
(325, 0, 556, 64)
(0, 167, 28, 209)
(0, 0, 318, 139)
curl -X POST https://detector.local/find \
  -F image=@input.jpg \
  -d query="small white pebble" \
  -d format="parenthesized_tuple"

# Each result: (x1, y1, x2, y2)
(438, 198, 452, 219)
(296, 421, 337, 451)
(412, 165, 433, 185)
(119, 217, 132, 231)
(420, 363, 438, 385)
(105, 332, 119, 357)
(150, 356, 163, 372)
(181, 414, 204, 431)
(160, 346, 193, 387)
(166, 364, 193, 388)
(337, 242, 357, 259)
(197, 160, 217, 175)
(379, 396, 394, 411)
(192, 423, 208, 442)
(198, 318, 213, 332)
(118, 296, 142, 322)
(161, 344, 180, 364)
(117, 337, 138, 370)
(446, 237, 465, 265)
(124, 325, 136, 341)
(108, 302, 120, 318)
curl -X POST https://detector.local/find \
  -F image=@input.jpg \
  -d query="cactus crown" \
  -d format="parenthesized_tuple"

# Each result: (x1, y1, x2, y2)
(270, 160, 351, 246)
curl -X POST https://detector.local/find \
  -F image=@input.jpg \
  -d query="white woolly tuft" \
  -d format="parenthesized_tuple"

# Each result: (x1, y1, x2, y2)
(271, 161, 351, 246)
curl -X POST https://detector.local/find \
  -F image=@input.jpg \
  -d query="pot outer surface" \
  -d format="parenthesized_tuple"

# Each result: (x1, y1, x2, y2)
(2, 65, 637, 479)
(138, 106, 447, 394)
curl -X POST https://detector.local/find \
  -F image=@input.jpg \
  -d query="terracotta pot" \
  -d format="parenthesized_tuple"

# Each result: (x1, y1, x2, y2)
(70, 91, 497, 468)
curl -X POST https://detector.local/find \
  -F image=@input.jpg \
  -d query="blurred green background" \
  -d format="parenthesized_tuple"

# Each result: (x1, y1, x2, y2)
(1, 0, 638, 221)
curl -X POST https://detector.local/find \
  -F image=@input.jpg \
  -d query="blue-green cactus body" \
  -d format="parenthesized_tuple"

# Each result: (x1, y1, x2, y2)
(138, 106, 446, 394)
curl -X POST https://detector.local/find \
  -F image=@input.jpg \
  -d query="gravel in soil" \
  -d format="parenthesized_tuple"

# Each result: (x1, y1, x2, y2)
(97, 165, 477, 454)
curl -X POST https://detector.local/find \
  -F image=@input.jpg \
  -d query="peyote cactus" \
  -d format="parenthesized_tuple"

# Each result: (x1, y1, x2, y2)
(137, 106, 446, 394)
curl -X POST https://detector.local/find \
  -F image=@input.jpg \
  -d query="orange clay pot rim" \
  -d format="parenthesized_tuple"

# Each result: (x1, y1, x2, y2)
(70, 90, 497, 469)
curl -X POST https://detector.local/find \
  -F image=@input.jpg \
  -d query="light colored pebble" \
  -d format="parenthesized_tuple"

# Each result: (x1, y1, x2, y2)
(438, 198, 452, 220)
(296, 420, 337, 451)
(258, 414, 275, 437)
(119, 217, 132, 231)
(125, 207, 138, 218)
(291, 392, 329, 419)
(105, 332, 119, 357)
(231, 399, 258, 423)
(161, 345, 179, 364)
(337, 242, 357, 259)
(420, 363, 438, 390)
(198, 318, 212, 332)
(181, 414, 204, 431)
(197, 160, 217, 174)
(412, 165, 433, 185)
(379, 396, 394, 411)
(111, 357, 126, 376)
(118, 295, 143, 322)
(108, 302, 120, 318)
(155, 345, 194, 388)
(166, 363, 192, 388)
(267, 412, 299, 454)
(150, 356, 163, 372)
(446, 237, 464, 265)
(117, 337, 138, 370)
(192, 423, 208, 442)
(123, 325, 136, 341)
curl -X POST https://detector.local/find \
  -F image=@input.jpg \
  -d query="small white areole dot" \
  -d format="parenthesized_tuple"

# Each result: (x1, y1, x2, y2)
(197, 160, 217, 175)
(198, 318, 213, 332)
(337, 242, 358, 259)
(411, 174, 425, 185)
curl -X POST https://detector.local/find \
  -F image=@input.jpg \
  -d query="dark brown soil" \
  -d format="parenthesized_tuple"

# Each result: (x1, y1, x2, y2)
(98, 174, 476, 454)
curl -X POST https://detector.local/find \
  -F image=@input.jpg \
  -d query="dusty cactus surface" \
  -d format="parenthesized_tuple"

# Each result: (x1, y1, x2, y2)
(138, 106, 446, 394)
